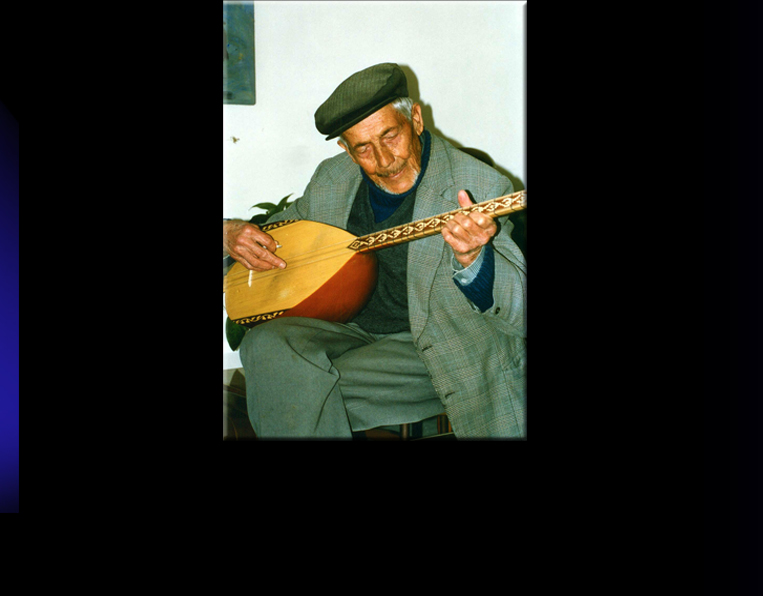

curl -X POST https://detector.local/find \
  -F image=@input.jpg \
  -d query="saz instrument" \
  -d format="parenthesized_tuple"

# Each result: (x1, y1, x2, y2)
(224, 190, 526, 328)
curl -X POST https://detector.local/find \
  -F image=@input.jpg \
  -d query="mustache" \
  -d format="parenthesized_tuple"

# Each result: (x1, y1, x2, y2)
(376, 165, 406, 178)
(374, 164, 422, 195)
(377, 161, 421, 179)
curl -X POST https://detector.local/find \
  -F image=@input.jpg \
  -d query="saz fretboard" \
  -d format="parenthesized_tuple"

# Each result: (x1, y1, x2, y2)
(347, 190, 526, 253)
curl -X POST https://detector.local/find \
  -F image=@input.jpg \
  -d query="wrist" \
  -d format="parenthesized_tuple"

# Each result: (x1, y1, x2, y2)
(454, 247, 483, 269)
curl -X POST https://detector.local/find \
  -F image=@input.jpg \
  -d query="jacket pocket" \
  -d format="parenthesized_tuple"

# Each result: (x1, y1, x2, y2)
(500, 335, 527, 373)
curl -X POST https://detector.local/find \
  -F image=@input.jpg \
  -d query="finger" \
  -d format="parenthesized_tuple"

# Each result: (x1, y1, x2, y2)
(442, 227, 483, 267)
(456, 191, 496, 231)
(241, 243, 286, 270)
(457, 212, 497, 240)
(231, 241, 283, 271)
(457, 190, 474, 209)
(445, 223, 494, 261)
(232, 250, 273, 272)
(238, 225, 279, 254)
(443, 217, 473, 246)
(254, 245, 287, 270)
(235, 235, 287, 269)
(441, 226, 463, 251)
(452, 213, 479, 232)
(250, 228, 280, 254)
(468, 209, 496, 230)
(441, 225, 475, 254)
(449, 213, 492, 241)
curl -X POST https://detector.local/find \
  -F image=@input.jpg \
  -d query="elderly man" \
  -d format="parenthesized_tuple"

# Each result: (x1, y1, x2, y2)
(223, 63, 526, 439)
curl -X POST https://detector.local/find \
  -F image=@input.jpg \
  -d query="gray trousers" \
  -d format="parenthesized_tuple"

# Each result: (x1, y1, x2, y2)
(239, 317, 445, 439)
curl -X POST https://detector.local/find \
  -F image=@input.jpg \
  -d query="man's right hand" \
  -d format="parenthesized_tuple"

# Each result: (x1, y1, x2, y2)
(223, 220, 287, 271)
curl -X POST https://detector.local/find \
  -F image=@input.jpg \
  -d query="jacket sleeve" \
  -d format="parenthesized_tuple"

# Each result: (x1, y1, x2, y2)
(452, 244, 496, 312)
(265, 156, 354, 225)
(263, 186, 311, 224)
(263, 157, 335, 224)
(478, 179, 527, 339)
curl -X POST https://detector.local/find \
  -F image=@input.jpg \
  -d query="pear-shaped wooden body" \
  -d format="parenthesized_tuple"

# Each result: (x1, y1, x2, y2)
(224, 220, 378, 328)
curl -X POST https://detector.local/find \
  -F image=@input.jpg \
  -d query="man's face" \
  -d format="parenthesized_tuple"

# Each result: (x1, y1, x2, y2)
(339, 103, 425, 195)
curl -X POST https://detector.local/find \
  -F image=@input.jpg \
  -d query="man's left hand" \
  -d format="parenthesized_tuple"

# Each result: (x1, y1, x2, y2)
(441, 190, 498, 268)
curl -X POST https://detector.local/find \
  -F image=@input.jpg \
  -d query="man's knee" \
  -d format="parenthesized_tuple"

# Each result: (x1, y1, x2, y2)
(240, 317, 290, 361)
(239, 317, 321, 367)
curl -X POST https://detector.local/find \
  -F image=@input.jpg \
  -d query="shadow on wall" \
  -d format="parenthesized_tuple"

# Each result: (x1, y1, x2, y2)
(399, 65, 525, 190)
(400, 65, 526, 258)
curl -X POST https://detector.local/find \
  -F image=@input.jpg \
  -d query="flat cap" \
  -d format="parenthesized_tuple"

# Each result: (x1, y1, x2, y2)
(314, 63, 408, 140)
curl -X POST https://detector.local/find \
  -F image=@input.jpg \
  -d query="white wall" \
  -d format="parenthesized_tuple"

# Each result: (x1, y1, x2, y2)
(223, 0, 526, 368)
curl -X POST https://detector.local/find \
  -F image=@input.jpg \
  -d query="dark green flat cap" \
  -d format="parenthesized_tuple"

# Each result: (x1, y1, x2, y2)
(314, 63, 408, 140)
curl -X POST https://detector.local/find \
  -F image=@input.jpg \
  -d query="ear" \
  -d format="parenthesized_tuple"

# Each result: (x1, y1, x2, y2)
(411, 103, 424, 136)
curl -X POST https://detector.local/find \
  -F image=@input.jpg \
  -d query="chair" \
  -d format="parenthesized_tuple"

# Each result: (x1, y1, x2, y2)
(398, 415, 454, 441)
(223, 370, 257, 440)
(360, 414, 454, 440)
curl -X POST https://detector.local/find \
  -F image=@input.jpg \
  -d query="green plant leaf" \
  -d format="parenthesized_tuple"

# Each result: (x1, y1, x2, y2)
(277, 194, 294, 208)
(251, 202, 278, 212)
(248, 213, 269, 225)
(226, 316, 249, 351)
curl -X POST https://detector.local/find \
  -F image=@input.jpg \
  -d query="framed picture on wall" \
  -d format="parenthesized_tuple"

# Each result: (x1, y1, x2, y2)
(223, 1, 255, 105)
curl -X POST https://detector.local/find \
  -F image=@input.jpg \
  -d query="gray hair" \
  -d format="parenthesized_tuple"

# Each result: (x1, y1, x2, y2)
(338, 97, 415, 150)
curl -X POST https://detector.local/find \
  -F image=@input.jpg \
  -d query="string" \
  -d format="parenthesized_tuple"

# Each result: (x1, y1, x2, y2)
(224, 215, 452, 290)
(224, 191, 526, 292)
(224, 241, 363, 291)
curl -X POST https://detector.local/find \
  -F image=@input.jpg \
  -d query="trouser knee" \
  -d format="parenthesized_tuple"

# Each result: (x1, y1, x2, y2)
(241, 318, 288, 364)
(239, 317, 317, 370)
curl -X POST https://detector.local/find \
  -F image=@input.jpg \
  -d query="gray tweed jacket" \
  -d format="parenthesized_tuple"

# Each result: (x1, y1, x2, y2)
(268, 133, 527, 438)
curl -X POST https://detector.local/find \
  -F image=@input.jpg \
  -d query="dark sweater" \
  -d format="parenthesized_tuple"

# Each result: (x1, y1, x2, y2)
(345, 129, 495, 333)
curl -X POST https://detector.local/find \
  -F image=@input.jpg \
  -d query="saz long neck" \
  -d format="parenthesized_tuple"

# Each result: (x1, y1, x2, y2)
(347, 190, 526, 253)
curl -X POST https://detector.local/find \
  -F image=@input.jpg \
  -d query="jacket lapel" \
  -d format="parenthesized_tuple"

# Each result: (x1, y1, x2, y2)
(310, 152, 362, 229)
(320, 134, 457, 341)
(407, 133, 457, 340)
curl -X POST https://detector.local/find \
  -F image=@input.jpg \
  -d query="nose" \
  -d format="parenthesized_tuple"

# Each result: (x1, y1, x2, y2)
(373, 145, 394, 170)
